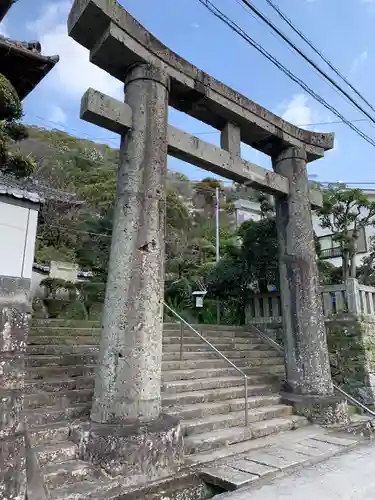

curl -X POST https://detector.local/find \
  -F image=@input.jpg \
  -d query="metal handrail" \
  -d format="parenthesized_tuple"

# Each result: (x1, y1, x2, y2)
(249, 324, 375, 419)
(163, 301, 250, 426)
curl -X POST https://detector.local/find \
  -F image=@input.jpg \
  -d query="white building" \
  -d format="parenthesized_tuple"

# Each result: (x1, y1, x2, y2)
(234, 189, 375, 268)
(0, 182, 40, 281)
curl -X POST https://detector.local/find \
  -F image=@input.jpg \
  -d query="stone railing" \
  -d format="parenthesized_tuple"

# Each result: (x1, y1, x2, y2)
(246, 278, 375, 324)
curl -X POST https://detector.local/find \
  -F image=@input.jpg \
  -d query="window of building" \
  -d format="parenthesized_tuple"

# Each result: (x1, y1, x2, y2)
(318, 227, 367, 259)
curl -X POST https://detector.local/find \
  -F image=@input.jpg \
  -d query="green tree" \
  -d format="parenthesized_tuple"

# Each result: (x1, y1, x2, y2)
(317, 184, 375, 281)
(0, 73, 35, 177)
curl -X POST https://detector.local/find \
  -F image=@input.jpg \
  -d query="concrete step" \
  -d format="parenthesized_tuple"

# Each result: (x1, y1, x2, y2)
(165, 395, 282, 420)
(27, 345, 279, 361)
(26, 374, 279, 395)
(27, 353, 281, 369)
(162, 358, 283, 371)
(24, 403, 90, 426)
(28, 421, 70, 447)
(27, 363, 284, 382)
(27, 364, 96, 380)
(49, 480, 118, 500)
(30, 327, 101, 337)
(35, 440, 77, 466)
(31, 320, 247, 331)
(28, 335, 264, 347)
(181, 404, 293, 436)
(162, 336, 262, 345)
(25, 376, 94, 393)
(163, 323, 247, 332)
(27, 345, 99, 355)
(26, 343, 267, 356)
(25, 389, 93, 409)
(161, 343, 270, 353)
(163, 330, 256, 339)
(31, 319, 100, 328)
(162, 384, 276, 407)
(29, 336, 101, 345)
(43, 460, 106, 489)
(28, 354, 98, 367)
(185, 423, 321, 466)
(184, 416, 308, 455)
(162, 350, 280, 361)
(162, 367, 280, 382)
(162, 376, 246, 394)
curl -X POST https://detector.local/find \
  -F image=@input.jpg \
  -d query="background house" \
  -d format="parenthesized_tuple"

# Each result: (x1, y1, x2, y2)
(233, 188, 375, 269)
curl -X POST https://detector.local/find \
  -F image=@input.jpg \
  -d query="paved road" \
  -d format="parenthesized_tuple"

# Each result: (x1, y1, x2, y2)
(218, 441, 375, 500)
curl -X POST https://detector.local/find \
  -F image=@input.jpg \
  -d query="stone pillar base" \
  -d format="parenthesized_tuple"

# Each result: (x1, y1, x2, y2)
(77, 414, 183, 486)
(281, 392, 350, 425)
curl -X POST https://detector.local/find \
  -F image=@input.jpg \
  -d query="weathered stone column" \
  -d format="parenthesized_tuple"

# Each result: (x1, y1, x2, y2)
(273, 146, 348, 423)
(83, 64, 183, 483)
(0, 277, 30, 499)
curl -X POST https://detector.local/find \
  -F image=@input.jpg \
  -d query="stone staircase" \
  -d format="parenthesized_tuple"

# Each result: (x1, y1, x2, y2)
(25, 319, 308, 498)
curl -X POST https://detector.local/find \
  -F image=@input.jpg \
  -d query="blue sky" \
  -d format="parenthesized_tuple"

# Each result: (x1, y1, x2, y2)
(1, 0, 375, 185)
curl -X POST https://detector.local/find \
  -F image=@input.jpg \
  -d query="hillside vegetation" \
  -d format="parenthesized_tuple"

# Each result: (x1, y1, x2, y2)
(18, 126, 263, 323)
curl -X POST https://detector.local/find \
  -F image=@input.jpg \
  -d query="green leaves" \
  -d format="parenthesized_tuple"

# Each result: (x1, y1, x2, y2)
(0, 73, 22, 121)
(317, 184, 375, 279)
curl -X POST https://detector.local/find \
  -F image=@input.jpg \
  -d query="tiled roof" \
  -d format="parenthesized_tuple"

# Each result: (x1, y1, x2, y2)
(0, 35, 59, 99)
(0, 175, 82, 204)
(0, 181, 41, 203)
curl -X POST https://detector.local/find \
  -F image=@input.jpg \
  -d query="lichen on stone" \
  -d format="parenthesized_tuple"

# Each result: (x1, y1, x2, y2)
(326, 315, 375, 406)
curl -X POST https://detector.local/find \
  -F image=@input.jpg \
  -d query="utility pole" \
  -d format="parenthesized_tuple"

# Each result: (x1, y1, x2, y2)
(215, 186, 220, 324)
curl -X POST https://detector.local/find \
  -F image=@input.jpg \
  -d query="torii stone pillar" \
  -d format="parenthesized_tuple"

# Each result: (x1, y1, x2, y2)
(273, 146, 348, 423)
(82, 64, 183, 483)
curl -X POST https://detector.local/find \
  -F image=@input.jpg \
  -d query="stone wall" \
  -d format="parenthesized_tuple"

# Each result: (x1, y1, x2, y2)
(326, 315, 375, 406)
(0, 276, 31, 499)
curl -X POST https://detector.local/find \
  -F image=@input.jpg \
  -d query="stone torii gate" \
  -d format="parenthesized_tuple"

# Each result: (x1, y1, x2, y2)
(68, 0, 347, 482)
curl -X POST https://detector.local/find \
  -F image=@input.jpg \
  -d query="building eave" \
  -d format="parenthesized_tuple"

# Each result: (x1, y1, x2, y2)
(0, 36, 59, 99)
(0, 0, 15, 22)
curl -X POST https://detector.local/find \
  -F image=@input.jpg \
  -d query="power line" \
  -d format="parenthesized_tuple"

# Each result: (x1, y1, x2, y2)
(197, 0, 375, 148)
(263, 0, 375, 113)
(26, 113, 120, 145)
(27, 108, 372, 142)
(236, 0, 375, 127)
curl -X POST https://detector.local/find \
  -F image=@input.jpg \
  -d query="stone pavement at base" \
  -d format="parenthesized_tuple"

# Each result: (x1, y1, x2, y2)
(213, 439, 375, 500)
(198, 424, 366, 491)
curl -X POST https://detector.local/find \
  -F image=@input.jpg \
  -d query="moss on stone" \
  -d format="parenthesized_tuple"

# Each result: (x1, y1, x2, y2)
(326, 315, 375, 405)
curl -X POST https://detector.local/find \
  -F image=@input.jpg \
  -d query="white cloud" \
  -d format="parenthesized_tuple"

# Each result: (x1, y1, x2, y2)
(48, 105, 67, 125)
(277, 94, 317, 127)
(0, 21, 9, 37)
(27, 1, 122, 99)
(350, 50, 368, 74)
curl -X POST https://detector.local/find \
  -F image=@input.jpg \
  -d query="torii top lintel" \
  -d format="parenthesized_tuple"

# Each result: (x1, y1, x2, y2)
(68, 0, 334, 161)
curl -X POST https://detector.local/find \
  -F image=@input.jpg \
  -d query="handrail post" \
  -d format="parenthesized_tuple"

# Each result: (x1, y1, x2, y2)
(180, 321, 184, 361)
(244, 375, 249, 426)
